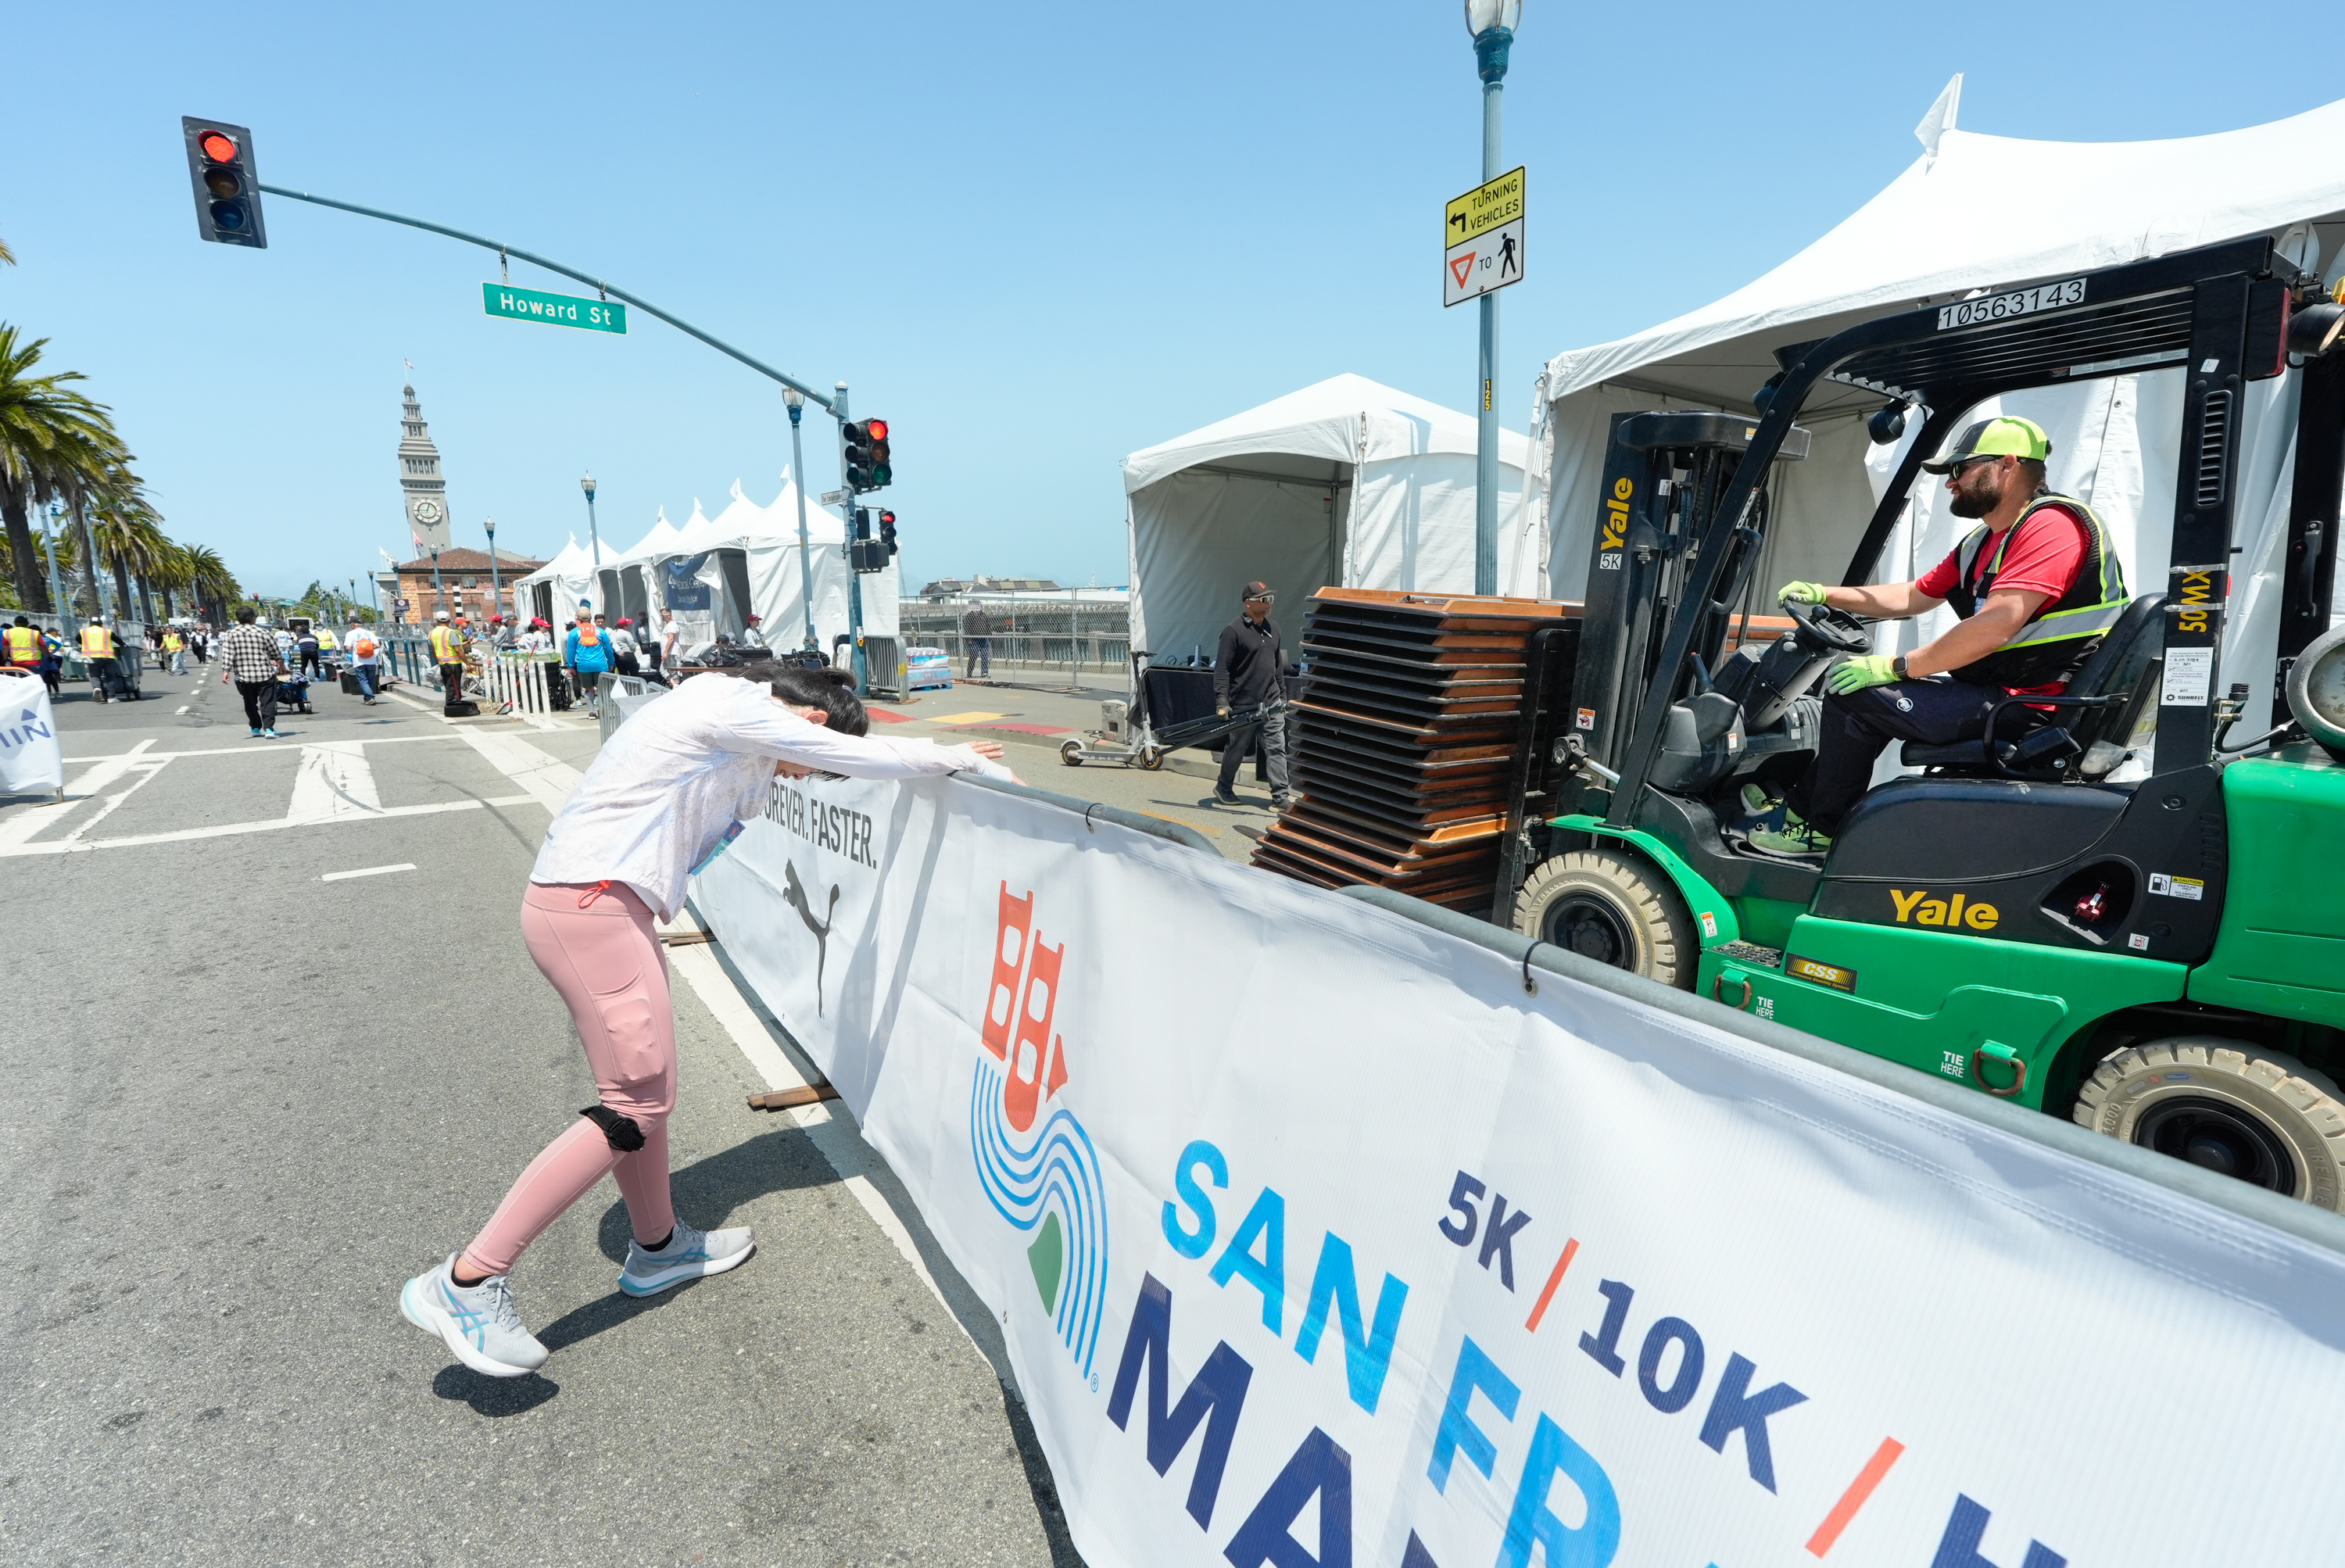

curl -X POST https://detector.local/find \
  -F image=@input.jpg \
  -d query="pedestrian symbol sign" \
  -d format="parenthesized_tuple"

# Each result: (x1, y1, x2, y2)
(1443, 166, 1525, 308)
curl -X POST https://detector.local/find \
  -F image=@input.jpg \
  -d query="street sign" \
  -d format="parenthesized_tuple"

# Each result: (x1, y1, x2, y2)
(821, 489, 848, 507)
(481, 282, 627, 334)
(1443, 166, 1525, 307)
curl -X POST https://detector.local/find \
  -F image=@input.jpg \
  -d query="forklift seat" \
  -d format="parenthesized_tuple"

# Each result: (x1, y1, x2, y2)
(1899, 593, 2167, 779)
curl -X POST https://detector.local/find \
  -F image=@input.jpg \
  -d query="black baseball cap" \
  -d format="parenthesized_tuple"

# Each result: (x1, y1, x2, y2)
(1241, 581, 1275, 602)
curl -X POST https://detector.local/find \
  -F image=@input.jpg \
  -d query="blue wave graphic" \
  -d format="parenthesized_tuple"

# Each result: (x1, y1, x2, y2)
(970, 1061, 1110, 1376)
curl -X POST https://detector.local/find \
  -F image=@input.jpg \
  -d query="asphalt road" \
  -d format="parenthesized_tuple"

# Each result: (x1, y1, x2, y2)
(0, 664, 1078, 1567)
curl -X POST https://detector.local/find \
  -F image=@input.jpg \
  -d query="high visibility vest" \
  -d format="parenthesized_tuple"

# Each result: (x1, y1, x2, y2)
(1942, 493, 2130, 690)
(3, 626, 39, 665)
(163, 632, 183, 652)
(80, 624, 115, 657)
(430, 625, 462, 662)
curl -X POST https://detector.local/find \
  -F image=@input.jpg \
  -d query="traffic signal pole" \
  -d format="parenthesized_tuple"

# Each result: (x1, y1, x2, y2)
(835, 384, 868, 694)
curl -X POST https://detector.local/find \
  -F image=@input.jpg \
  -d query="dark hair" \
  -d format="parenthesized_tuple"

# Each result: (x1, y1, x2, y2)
(707, 662, 868, 737)
(235, 607, 257, 624)
(12, 616, 26, 627)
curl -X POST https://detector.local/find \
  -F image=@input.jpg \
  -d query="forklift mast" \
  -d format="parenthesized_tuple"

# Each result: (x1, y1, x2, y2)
(1570, 411, 1810, 773)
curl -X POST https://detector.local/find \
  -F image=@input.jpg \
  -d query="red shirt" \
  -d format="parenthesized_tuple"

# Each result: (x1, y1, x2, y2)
(1915, 502, 2089, 696)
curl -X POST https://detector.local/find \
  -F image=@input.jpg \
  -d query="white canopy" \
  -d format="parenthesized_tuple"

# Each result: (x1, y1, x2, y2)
(612, 510, 682, 566)
(1124, 373, 1537, 667)
(1535, 86, 2345, 726)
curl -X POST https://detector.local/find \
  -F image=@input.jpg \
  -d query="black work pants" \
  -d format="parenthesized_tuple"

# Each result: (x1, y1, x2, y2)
(235, 678, 278, 732)
(1785, 678, 2027, 832)
(439, 662, 467, 710)
(1215, 691, 1291, 799)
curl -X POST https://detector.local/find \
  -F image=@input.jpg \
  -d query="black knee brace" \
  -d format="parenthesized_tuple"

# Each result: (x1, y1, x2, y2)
(580, 1104, 646, 1152)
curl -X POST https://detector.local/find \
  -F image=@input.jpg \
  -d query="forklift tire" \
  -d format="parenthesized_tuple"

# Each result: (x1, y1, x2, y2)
(2073, 1037, 2345, 1212)
(1512, 850, 1696, 990)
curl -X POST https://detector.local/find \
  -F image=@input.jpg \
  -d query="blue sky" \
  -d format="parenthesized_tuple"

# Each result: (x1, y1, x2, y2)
(4, 2, 2336, 599)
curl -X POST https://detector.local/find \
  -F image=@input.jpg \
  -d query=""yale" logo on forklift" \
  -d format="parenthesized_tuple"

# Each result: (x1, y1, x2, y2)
(1599, 476, 1632, 566)
(1889, 888, 2000, 929)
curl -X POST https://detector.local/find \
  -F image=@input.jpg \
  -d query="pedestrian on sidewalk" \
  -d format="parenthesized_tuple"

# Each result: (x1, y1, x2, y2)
(659, 610, 680, 672)
(566, 610, 614, 718)
(218, 606, 287, 737)
(346, 621, 380, 704)
(961, 603, 992, 678)
(1212, 581, 1292, 809)
(398, 664, 1016, 1379)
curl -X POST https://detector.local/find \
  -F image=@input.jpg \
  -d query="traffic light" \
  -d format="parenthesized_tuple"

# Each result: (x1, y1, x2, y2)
(842, 418, 892, 492)
(182, 116, 267, 248)
(849, 508, 890, 573)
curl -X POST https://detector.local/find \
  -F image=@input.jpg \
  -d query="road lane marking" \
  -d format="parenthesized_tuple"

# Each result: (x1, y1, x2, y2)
(321, 862, 416, 882)
(175, 705, 189, 714)
(65, 733, 461, 764)
(286, 742, 381, 822)
(0, 742, 156, 850)
(456, 729, 583, 816)
(0, 793, 536, 856)
(63, 759, 172, 843)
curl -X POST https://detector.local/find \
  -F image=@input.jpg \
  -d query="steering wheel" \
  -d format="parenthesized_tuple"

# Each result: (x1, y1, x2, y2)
(1782, 596, 1872, 655)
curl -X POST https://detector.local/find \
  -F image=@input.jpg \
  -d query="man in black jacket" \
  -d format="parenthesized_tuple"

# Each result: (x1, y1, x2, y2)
(1212, 581, 1291, 808)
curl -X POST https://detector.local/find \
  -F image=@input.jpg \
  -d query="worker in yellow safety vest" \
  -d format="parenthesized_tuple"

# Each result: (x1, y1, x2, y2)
(162, 627, 188, 675)
(4, 617, 43, 671)
(429, 610, 468, 713)
(79, 617, 124, 703)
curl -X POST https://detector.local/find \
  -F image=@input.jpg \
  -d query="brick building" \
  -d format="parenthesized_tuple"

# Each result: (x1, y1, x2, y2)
(381, 547, 547, 625)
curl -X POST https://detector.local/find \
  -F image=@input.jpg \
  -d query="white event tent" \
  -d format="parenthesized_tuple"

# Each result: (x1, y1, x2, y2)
(1534, 81, 2345, 724)
(1123, 373, 1536, 666)
(510, 476, 898, 653)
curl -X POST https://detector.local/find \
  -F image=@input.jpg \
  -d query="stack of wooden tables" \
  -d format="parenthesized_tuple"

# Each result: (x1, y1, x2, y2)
(1249, 587, 1581, 911)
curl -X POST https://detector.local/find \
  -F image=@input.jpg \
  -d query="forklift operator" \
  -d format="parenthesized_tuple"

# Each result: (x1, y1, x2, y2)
(1747, 415, 2128, 854)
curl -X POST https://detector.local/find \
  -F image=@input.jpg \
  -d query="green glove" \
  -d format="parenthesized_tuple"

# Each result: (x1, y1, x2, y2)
(1825, 653, 1899, 694)
(1778, 580, 1829, 606)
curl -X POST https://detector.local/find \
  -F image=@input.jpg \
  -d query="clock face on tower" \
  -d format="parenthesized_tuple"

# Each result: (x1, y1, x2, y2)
(410, 499, 444, 525)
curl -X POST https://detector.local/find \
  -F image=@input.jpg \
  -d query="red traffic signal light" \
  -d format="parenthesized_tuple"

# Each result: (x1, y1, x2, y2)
(182, 116, 267, 248)
(842, 419, 893, 492)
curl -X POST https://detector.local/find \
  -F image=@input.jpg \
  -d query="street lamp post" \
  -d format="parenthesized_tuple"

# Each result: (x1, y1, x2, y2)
(485, 517, 503, 628)
(783, 388, 818, 652)
(41, 500, 74, 640)
(1466, 0, 1521, 596)
(429, 542, 446, 621)
(581, 473, 603, 621)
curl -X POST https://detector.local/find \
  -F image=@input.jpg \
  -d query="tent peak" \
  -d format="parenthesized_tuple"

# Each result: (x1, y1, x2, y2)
(1916, 73, 1962, 158)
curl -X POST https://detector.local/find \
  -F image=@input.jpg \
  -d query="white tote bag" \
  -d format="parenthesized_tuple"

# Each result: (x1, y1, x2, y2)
(0, 668, 64, 796)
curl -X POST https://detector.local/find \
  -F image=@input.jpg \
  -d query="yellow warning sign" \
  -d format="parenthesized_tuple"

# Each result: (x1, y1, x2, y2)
(1444, 166, 1525, 247)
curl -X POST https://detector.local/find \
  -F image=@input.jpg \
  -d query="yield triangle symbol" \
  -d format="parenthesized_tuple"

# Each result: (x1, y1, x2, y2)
(1451, 252, 1477, 288)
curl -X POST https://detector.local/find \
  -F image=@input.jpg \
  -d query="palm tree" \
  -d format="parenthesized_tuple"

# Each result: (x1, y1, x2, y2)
(183, 543, 238, 623)
(150, 539, 195, 621)
(0, 326, 115, 613)
(87, 461, 166, 622)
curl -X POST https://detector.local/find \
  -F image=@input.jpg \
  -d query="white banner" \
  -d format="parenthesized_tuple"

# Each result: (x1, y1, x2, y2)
(694, 775, 2345, 1568)
(0, 669, 63, 796)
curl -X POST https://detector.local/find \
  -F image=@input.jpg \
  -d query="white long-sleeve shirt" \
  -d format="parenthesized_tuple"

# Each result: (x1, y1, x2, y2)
(530, 671, 989, 918)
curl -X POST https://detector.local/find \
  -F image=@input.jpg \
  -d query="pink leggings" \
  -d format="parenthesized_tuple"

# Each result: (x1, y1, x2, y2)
(461, 880, 677, 1277)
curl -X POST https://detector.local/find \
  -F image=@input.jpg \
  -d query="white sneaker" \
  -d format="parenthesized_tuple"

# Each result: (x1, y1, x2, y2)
(399, 1255, 550, 1378)
(618, 1219, 755, 1298)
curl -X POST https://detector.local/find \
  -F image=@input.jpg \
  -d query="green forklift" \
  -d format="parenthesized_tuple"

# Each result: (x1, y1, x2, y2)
(1495, 236, 2345, 1208)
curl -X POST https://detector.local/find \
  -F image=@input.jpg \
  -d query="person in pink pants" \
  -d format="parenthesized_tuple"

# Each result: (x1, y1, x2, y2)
(402, 663, 1010, 1379)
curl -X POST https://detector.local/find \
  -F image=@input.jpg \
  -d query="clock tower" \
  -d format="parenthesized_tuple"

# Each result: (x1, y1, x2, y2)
(396, 384, 453, 550)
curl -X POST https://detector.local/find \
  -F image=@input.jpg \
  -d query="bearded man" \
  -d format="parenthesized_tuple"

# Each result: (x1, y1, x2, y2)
(1745, 415, 2128, 854)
